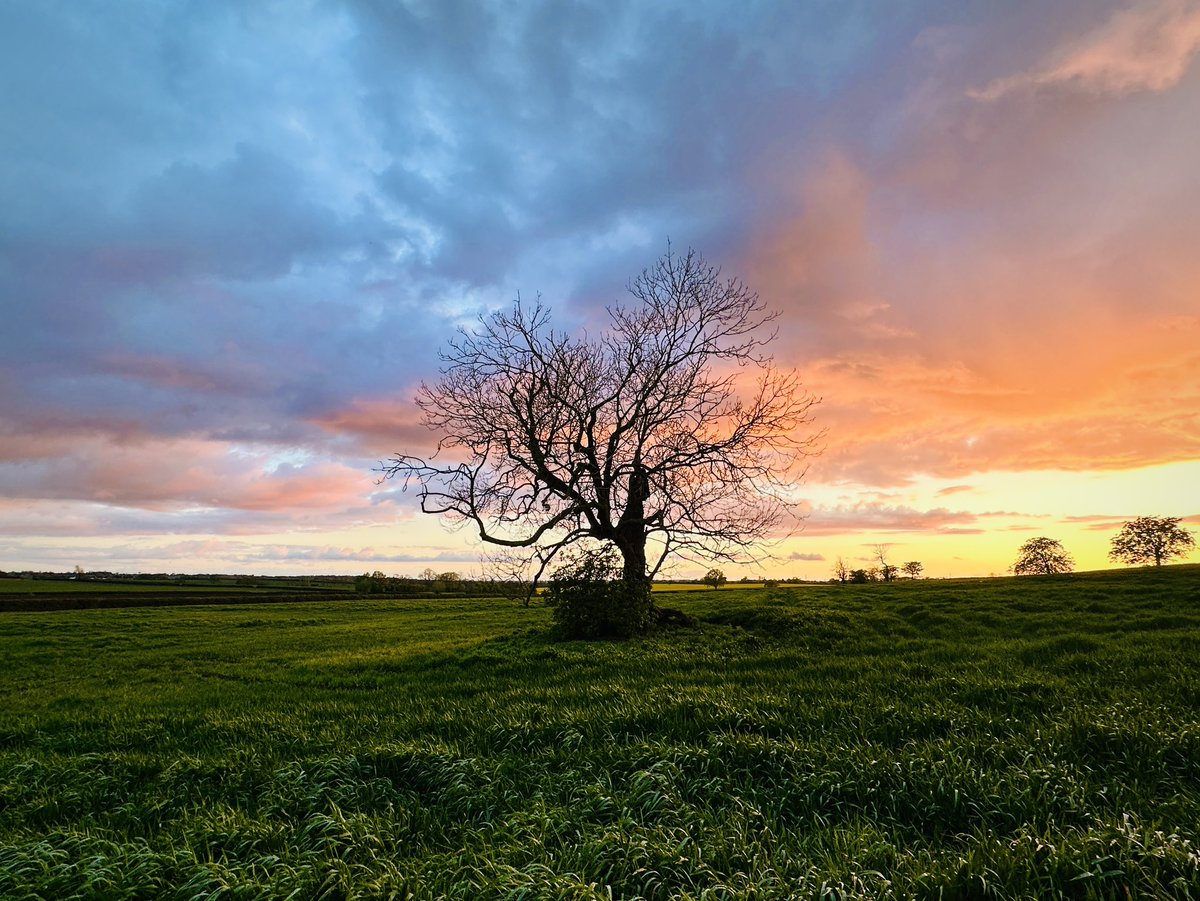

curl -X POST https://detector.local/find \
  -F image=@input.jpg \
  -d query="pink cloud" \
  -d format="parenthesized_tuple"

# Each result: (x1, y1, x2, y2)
(970, 0, 1200, 101)
(308, 396, 434, 456)
(96, 352, 254, 394)
(0, 414, 150, 462)
(799, 502, 986, 537)
(936, 485, 974, 497)
(0, 435, 379, 518)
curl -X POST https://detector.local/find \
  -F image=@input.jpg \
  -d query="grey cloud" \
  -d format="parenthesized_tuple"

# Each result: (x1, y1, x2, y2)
(9, 0, 1115, 537)
(788, 552, 826, 561)
(125, 144, 349, 281)
(347, 0, 870, 287)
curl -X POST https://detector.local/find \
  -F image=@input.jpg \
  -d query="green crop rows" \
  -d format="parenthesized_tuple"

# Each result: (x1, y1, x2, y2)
(1, 568, 1198, 899)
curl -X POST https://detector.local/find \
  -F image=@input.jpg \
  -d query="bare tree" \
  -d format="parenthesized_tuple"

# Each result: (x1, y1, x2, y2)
(873, 544, 898, 582)
(380, 248, 820, 618)
(832, 556, 849, 584)
(1109, 516, 1195, 567)
(1013, 537, 1074, 575)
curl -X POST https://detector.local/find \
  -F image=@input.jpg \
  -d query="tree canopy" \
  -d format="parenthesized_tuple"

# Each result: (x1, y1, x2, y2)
(1013, 537, 1074, 576)
(381, 248, 820, 612)
(1109, 516, 1195, 567)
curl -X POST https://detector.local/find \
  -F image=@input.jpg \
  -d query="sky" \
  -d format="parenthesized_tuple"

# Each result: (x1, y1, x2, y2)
(2, 0, 1198, 580)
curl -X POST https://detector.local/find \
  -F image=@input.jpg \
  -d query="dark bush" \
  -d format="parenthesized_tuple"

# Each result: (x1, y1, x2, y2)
(544, 548, 653, 640)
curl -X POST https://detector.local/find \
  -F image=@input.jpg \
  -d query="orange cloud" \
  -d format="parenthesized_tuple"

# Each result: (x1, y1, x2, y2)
(803, 346, 1200, 486)
(738, 115, 1200, 488)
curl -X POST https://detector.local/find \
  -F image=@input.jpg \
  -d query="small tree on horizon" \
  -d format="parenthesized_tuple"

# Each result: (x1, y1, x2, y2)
(832, 556, 849, 584)
(1013, 537, 1074, 576)
(872, 544, 897, 582)
(1109, 516, 1195, 567)
(703, 568, 727, 589)
(901, 561, 923, 579)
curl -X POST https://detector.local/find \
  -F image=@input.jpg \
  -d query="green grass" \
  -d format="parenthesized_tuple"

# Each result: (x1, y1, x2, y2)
(1, 567, 1198, 899)
(652, 582, 766, 592)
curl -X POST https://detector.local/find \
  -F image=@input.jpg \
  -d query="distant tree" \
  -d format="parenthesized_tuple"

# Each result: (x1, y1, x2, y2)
(703, 568, 727, 589)
(832, 556, 849, 584)
(437, 571, 460, 583)
(901, 561, 923, 579)
(1013, 537, 1074, 576)
(356, 571, 389, 594)
(419, 567, 438, 581)
(1109, 516, 1195, 567)
(849, 568, 870, 584)
(379, 247, 820, 633)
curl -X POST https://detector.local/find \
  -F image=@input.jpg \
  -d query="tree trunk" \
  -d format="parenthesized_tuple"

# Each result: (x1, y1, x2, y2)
(608, 461, 655, 632)
(617, 530, 649, 590)
(613, 527, 654, 633)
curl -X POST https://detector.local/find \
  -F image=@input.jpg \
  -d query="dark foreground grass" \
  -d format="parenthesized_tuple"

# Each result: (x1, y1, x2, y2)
(1, 567, 1198, 899)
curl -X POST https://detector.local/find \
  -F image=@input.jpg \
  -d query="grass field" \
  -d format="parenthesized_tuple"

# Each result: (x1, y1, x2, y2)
(1, 567, 1198, 899)
(652, 583, 767, 592)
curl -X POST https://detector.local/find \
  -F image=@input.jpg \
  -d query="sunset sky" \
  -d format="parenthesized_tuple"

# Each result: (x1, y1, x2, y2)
(2, 0, 1198, 579)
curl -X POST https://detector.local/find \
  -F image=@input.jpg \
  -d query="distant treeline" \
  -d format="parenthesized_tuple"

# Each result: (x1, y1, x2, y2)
(0, 571, 354, 591)
(353, 571, 530, 598)
(0, 570, 533, 612)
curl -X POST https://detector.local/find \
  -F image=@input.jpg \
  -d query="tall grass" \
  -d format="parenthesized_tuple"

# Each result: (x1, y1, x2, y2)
(1, 568, 1198, 898)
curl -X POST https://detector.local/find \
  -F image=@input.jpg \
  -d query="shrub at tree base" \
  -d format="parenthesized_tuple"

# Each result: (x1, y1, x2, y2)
(545, 550, 653, 640)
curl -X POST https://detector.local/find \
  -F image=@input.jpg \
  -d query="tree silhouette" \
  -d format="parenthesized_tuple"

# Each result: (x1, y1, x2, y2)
(1013, 537, 1074, 576)
(702, 568, 727, 589)
(380, 248, 820, 624)
(901, 561, 923, 579)
(872, 544, 897, 582)
(832, 556, 849, 584)
(1109, 516, 1195, 567)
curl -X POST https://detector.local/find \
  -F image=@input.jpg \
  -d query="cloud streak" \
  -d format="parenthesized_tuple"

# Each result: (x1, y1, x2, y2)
(969, 0, 1200, 100)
